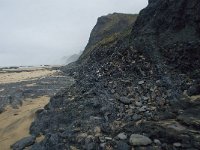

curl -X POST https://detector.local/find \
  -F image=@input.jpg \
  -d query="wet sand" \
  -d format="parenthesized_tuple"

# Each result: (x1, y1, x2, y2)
(0, 96, 49, 150)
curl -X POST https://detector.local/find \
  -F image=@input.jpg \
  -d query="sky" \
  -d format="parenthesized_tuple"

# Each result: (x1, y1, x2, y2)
(0, 0, 148, 67)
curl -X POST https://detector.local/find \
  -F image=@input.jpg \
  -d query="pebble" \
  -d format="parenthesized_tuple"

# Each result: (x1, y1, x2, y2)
(173, 142, 182, 147)
(135, 101, 142, 107)
(105, 137, 112, 140)
(117, 132, 127, 140)
(132, 114, 142, 121)
(119, 97, 132, 104)
(154, 139, 161, 145)
(139, 106, 147, 112)
(138, 81, 145, 85)
(129, 134, 152, 146)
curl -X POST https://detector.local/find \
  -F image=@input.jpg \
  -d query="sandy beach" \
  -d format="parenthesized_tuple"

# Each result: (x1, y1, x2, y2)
(0, 96, 49, 150)
(0, 68, 57, 84)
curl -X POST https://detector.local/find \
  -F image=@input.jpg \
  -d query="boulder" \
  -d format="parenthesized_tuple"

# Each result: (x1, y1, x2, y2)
(11, 136, 36, 150)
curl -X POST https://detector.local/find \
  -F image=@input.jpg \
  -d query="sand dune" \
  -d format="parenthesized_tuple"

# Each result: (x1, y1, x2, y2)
(0, 96, 49, 150)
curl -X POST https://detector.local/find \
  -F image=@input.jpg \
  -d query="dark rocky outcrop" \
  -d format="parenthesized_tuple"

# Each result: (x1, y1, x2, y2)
(79, 13, 138, 62)
(131, 0, 200, 73)
(11, 136, 36, 150)
(18, 1, 200, 149)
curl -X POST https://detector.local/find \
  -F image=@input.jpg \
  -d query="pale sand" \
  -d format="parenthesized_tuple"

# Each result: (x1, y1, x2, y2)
(0, 69, 57, 84)
(0, 96, 49, 150)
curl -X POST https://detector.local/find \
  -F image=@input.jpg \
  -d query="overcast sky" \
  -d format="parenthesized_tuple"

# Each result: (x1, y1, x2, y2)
(0, 0, 148, 67)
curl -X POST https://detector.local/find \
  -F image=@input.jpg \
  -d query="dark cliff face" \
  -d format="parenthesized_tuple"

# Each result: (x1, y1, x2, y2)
(132, 0, 200, 41)
(79, 13, 138, 62)
(131, 0, 200, 73)
(88, 13, 137, 49)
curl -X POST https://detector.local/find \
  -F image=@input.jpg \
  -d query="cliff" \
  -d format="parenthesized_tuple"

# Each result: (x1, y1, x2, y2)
(79, 13, 138, 62)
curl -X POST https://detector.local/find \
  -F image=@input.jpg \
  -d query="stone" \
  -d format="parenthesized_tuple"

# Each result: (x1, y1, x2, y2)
(142, 96, 149, 101)
(138, 81, 145, 85)
(94, 126, 101, 134)
(129, 134, 152, 146)
(11, 136, 36, 150)
(139, 106, 147, 112)
(132, 114, 142, 121)
(111, 89, 115, 94)
(173, 142, 182, 147)
(117, 132, 127, 140)
(119, 97, 132, 104)
(105, 137, 112, 140)
(135, 101, 142, 107)
(154, 139, 161, 145)
(187, 85, 200, 96)
(100, 143, 106, 148)
(116, 141, 130, 150)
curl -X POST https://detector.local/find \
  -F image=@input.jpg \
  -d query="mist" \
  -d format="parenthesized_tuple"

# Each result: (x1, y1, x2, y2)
(0, 0, 148, 67)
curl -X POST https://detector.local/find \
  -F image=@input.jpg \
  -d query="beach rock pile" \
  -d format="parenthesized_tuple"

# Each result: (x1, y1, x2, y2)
(14, 0, 200, 149)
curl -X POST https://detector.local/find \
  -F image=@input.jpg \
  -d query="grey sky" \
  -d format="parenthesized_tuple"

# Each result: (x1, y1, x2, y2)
(0, 0, 148, 67)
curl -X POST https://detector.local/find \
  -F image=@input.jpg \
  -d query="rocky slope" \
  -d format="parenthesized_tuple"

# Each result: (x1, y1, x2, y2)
(79, 13, 138, 63)
(14, 1, 200, 150)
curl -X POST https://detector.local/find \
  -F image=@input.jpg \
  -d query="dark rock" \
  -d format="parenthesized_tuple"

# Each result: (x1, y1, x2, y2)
(129, 134, 152, 146)
(187, 84, 200, 96)
(116, 141, 131, 150)
(11, 136, 36, 150)
(132, 114, 142, 121)
(119, 97, 132, 105)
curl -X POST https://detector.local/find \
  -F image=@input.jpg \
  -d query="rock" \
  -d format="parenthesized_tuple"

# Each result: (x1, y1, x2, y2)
(187, 84, 200, 96)
(135, 101, 142, 107)
(94, 126, 101, 135)
(116, 141, 131, 150)
(11, 136, 36, 150)
(85, 143, 95, 150)
(119, 97, 132, 104)
(173, 142, 182, 147)
(154, 139, 161, 145)
(111, 89, 115, 94)
(100, 143, 106, 148)
(117, 132, 127, 140)
(132, 114, 142, 121)
(139, 106, 147, 112)
(138, 81, 145, 85)
(129, 134, 152, 146)
(105, 137, 112, 141)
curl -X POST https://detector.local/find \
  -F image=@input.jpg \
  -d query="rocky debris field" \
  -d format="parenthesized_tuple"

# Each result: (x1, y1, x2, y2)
(26, 41, 200, 150)
(13, 0, 200, 149)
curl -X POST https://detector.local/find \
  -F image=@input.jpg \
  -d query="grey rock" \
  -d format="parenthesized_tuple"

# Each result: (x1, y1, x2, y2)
(154, 139, 161, 145)
(139, 106, 147, 112)
(129, 134, 152, 146)
(132, 114, 142, 121)
(119, 97, 132, 104)
(116, 141, 130, 150)
(135, 101, 142, 107)
(138, 81, 145, 85)
(11, 136, 36, 150)
(187, 84, 200, 96)
(117, 132, 127, 140)
(173, 142, 182, 147)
